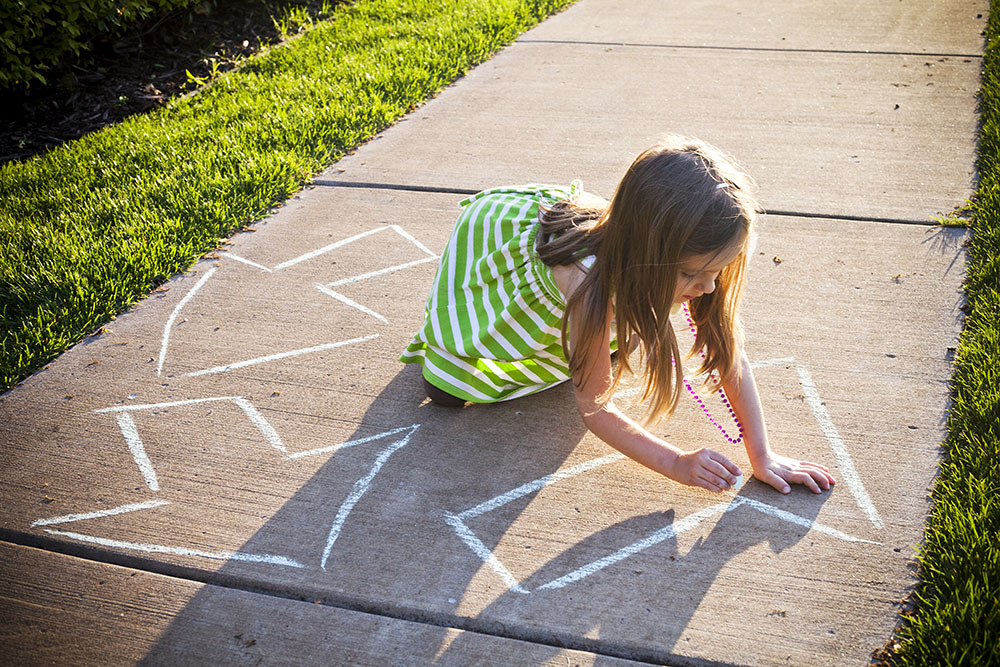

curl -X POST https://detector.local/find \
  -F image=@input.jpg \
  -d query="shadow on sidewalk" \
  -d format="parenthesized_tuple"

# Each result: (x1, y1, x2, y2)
(431, 485, 825, 663)
(133, 362, 826, 664)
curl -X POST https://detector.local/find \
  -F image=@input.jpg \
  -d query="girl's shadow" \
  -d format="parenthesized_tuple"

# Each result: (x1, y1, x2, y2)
(137, 364, 827, 664)
(432, 480, 826, 663)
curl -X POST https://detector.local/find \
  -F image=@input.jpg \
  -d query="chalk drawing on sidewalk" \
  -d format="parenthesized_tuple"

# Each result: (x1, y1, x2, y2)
(315, 255, 438, 323)
(158, 225, 436, 377)
(32, 499, 171, 527)
(182, 334, 379, 378)
(34, 221, 441, 568)
(40, 399, 423, 569)
(320, 424, 420, 571)
(218, 252, 273, 273)
(44, 530, 307, 568)
(95, 396, 285, 490)
(31, 498, 305, 568)
(156, 267, 216, 377)
(747, 357, 883, 529)
(445, 357, 883, 594)
(270, 224, 437, 271)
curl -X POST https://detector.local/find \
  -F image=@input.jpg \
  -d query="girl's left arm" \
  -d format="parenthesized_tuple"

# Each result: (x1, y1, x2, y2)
(722, 350, 836, 494)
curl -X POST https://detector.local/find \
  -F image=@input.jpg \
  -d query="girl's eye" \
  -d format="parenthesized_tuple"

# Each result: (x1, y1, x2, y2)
(681, 272, 696, 279)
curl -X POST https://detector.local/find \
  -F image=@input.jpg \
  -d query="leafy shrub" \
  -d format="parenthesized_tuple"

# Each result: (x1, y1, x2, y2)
(0, 0, 200, 89)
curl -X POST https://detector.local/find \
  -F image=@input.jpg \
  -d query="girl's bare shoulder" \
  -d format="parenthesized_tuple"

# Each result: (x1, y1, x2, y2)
(551, 261, 590, 303)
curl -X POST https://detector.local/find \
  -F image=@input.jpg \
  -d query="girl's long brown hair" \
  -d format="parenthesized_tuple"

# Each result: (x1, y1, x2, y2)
(537, 137, 759, 423)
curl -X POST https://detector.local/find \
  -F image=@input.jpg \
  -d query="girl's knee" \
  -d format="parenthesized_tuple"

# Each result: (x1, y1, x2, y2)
(423, 378, 467, 407)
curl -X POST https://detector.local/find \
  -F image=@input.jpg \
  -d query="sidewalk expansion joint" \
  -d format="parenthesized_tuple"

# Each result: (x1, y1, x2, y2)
(764, 209, 940, 226)
(312, 180, 943, 227)
(516, 38, 983, 60)
(311, 179, 480, 195)
(0, 530, 734, 666)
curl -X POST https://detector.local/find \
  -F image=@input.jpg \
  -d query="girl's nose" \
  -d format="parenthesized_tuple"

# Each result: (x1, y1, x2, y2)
(697, 275, 717, 295)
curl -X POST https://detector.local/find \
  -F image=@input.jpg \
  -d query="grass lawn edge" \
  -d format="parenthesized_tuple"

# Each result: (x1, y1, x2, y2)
(0, 0, 577, 393)
(881, 2, 1000, 665)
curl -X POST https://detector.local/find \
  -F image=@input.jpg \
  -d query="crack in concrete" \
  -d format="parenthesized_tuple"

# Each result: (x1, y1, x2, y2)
(311, 180, 940, 227)
(516, 38, 983, 60)
(0, 531, 735, 666)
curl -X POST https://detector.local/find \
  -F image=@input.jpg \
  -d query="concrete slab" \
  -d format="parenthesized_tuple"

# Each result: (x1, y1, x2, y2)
(525, 0, 987, 55)
(324, 41, 979, 222)
(0, 542, 636, 665)
(0, 186, 966, 665)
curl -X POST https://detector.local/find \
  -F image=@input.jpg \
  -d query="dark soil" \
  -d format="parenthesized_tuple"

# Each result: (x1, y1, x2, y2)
(1, 0, 337, 165)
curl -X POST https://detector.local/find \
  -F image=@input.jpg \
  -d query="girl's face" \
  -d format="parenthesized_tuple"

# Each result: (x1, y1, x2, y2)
(674, 242, 742, 306)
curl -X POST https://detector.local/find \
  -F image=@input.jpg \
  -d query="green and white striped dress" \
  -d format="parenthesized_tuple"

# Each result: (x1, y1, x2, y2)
(401, 182, 601, 402)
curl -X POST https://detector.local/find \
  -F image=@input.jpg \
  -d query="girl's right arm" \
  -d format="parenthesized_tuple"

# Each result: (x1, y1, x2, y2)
(556, 266, 741, 492)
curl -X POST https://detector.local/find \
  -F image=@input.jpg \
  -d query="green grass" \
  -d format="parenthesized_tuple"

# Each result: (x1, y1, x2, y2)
(885, 3, 1000, 665)
(0, 0, 575, 391)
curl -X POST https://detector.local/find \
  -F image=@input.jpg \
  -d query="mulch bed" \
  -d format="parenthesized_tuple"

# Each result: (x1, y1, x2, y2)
(1, 0, 332, 165)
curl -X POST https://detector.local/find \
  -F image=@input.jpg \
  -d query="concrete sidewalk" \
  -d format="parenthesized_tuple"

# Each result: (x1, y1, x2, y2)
(0, 1, 981, 664)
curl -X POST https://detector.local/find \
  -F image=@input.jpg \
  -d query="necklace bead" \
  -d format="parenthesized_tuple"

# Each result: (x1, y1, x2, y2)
(682, 303, 743, 445)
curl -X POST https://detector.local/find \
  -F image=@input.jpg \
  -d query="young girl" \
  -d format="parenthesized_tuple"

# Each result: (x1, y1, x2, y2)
(401, 137, 835, 495)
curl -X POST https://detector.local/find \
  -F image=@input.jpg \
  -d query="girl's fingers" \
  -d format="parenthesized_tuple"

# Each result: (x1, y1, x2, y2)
(706, 475, 731, 492)
(719, 455, 742, 478)
(806, 467, 832, 490)
(706, 451, 741, 478)
(785, 468, 823, 494)
(812, 467, 835, 489)
(759, 469, 791, 494)
(799, 472, 822, 494)
(700, 478, 725, 492)
(800, 461, 836, 486)
(794, 464, 835, 492)
(801, 461, 832, 476)
(705, 460, 739, 487)
(695, 466, 731, 492)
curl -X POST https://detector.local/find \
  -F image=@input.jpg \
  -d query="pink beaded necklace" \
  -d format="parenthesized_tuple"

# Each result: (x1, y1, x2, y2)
(681, 303, 743, 444)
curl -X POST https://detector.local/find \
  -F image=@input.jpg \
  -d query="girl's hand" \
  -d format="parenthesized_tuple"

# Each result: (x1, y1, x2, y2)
(751, 452, 835, 494)
(674, 448, 742, 493)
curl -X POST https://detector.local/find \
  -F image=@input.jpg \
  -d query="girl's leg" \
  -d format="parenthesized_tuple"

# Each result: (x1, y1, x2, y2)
(423, 378, 467, 407)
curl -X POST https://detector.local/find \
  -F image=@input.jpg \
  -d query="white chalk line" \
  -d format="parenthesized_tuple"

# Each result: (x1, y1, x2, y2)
(315, 255, 438, 324)
(537, 500, 737, 591)
(233, 398, 287, 454)
(218, 252, 273, 273)
(327, 255, 439, 287)
(272, 227, 387, 270)
(444, 453, 625, 593)
(444, 512, 530, 595)
(157, 267, 216, 377)
(739, 497, 881, 545)
(320, 424, 420, 571)
(94, 396, 242, 413)
(457, 453, 627, 521)
(183, 334, 379, 377)
(794, 363, 884, 529)
(655, 354, 882, 530)
(288, 424, 419, 460)
(447, 440, 881, 593)
(273, 224, 437, 271)
(390, 224, 437, 257)
(316, 284, 388, 323)
(43, 529, 305, 568)
(749, 357, 796, 370)
(100, 394, 401, 464)
(510, 495, 876, 593)
(116, 412, 160, 491)
(32, 499, 170, 527)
